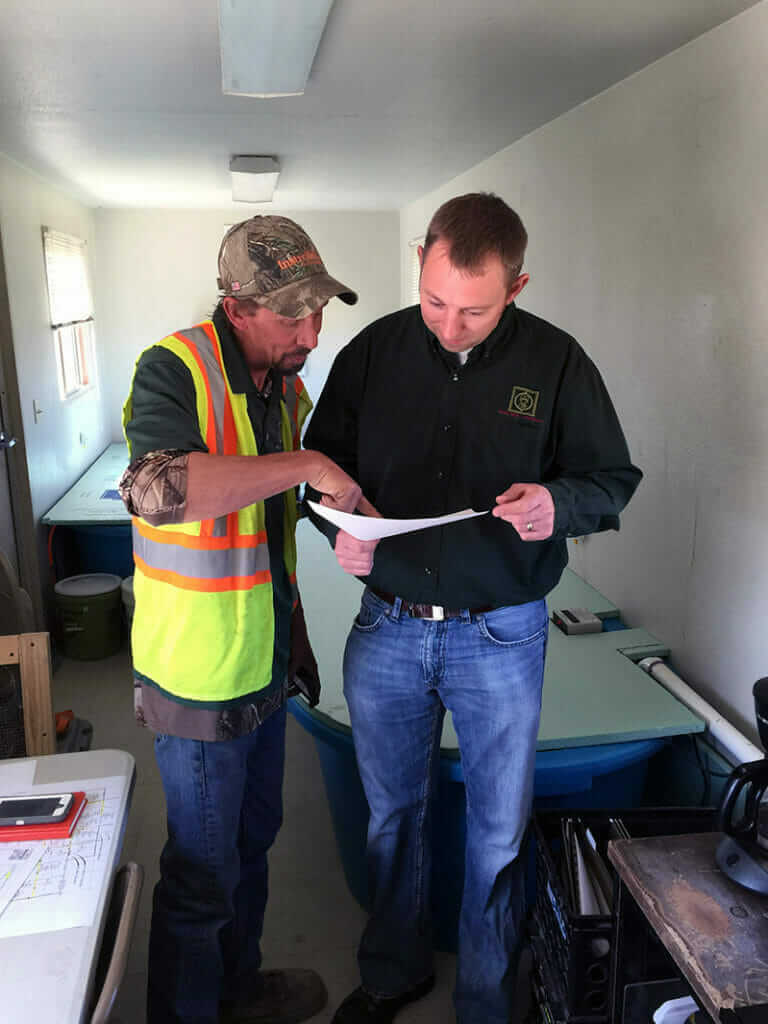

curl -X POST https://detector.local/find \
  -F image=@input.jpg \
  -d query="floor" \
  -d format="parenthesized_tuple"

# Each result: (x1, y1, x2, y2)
(51, 646, 533, 1023)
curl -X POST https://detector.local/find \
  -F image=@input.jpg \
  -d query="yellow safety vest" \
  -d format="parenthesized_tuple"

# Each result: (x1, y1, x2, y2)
(122, 320, 312, 706)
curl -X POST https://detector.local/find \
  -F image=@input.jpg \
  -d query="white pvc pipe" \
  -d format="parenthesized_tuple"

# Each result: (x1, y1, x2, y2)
(638, 657, 763, 767)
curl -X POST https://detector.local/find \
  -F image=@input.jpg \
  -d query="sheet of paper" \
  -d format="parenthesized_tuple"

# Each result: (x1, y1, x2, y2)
(307, 501, 488, 541)
(0, 775, 124, 938)
(0, 761, 36, 795)
(0, 844, 45, 921)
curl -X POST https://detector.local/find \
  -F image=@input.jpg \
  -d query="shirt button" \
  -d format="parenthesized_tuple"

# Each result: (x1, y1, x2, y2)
(437, 471, 444, 480)
(452, 373, 459, 382)
(424, 567, 432, 575)
(443, 424, 452, 431)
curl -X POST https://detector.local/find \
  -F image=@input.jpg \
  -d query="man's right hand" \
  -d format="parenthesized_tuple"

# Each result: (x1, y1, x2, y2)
(334, 530, 379, 576)
(308, 453, 378, 516)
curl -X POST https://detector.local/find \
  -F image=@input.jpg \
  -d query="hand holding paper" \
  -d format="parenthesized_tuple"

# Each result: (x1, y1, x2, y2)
(335, 528, 378, 576)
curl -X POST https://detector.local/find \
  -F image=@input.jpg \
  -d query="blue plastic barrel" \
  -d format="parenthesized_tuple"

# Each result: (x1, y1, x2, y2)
(68, 524, 134, 578)
(288, 697, 663, 952)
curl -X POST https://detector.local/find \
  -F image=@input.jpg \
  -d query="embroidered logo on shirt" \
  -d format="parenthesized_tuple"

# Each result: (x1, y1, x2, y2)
(507, 386, 540, 417)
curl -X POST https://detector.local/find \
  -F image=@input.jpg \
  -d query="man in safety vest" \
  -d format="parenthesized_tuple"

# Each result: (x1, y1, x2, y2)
(120, 216, 373, 1024)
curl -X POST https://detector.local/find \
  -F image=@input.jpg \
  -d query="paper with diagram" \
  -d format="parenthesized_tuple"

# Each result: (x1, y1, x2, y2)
(0, 844, 45, 921)
(307, 501, 487, 541)
(0, 776, 124, 938)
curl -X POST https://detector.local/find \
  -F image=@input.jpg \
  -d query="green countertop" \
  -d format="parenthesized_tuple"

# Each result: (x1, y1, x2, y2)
(295, 518, 703, 751)
(42, 443, 131, 526)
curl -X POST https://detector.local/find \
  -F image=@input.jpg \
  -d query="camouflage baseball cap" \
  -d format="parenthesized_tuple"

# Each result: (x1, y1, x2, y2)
(217, 215, 358, 318)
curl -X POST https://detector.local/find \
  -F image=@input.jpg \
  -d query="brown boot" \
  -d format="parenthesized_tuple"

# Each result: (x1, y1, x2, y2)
(220, 969, 328, 1024)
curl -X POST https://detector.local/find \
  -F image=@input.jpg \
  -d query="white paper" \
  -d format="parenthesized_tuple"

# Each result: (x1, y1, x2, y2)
(307, 501, 488, 541)
(653, 997, 699, 1024)
(0, 844, 45, 921)
(0, 776, 124, 938)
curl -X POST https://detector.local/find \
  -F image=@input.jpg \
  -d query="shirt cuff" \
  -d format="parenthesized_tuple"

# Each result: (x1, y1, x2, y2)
(118, 449, 190, 525)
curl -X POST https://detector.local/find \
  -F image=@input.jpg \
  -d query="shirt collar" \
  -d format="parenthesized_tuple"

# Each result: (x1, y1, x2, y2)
(212, 305, 275, 397)
(424, 302, 519, 367)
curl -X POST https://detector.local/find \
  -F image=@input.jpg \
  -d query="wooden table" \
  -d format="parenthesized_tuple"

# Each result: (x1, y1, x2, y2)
(608, 832, 768, 1022)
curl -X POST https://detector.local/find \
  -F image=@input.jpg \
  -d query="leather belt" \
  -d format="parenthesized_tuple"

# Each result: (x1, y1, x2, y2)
(369, 587, 493, 621)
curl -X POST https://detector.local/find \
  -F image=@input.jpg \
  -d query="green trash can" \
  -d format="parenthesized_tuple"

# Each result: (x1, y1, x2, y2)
(54, 573, 123, 660)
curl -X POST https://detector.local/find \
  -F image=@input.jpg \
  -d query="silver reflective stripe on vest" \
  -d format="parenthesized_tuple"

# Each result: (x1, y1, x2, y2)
(133, 524, 270, 579)
(210, 515, 229, 537)
(178, 326, 227, 455)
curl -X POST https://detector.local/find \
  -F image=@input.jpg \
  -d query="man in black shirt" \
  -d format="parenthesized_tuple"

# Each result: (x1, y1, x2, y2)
(304, 194, 641, 1024)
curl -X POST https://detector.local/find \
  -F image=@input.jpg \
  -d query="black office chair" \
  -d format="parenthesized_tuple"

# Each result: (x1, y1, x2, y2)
(90, 861, 145, 1024)
(0, 547, 38, 759)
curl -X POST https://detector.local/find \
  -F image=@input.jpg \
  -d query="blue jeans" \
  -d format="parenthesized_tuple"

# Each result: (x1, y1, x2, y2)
(344, 590, 548, 1024)
(147, 706, 287, 1024)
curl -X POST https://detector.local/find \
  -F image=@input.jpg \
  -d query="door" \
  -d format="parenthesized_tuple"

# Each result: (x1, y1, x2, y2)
(0, 226, 43, 627)
(0, 397, 17, 577)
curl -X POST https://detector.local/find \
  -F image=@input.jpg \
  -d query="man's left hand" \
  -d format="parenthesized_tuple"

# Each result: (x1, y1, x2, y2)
(492, 482, 555, 541)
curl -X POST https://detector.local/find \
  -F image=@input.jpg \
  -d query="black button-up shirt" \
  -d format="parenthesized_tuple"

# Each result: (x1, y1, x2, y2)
(304, 303, 641, 609)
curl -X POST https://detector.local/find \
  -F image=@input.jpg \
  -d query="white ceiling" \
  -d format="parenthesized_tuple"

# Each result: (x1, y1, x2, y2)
(0, 0, 760, 210)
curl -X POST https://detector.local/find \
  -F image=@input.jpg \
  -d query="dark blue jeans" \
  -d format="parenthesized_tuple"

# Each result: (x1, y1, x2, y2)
(344, 590, 548, 1024)
(147, 706, 287, 1024)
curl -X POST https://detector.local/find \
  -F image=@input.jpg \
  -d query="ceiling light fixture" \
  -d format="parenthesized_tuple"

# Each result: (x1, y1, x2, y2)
(218, 0, 335, 98)
(230, 156, 281, 203)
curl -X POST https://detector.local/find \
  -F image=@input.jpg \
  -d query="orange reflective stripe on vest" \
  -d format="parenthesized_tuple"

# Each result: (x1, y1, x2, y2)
(172, 323, 240, 538)
(283, 375, 303, 448)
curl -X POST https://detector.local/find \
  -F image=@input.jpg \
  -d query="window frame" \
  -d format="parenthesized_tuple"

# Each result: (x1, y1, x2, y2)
(42, 228, 97, 401)
(408, 235, 425, 306)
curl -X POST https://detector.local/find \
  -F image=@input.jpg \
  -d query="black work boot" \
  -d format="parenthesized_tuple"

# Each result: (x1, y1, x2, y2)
(219, 968, 328, 1023)
(331, 975, 435, 1023)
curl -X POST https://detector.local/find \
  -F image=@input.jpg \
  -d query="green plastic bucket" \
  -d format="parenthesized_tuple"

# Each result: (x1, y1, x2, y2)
(54, 573, 123, 660)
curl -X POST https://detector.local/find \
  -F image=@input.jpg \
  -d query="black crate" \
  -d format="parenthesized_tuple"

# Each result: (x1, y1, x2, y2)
(530, 807, 717, 1024)
(530, 957, 568, 1024)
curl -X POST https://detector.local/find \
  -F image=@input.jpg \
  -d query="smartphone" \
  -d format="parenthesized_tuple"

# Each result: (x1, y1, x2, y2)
(0, 793, 74, 826)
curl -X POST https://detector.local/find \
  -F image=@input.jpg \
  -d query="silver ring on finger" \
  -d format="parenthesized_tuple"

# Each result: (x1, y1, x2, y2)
(526, 521, 534, 532)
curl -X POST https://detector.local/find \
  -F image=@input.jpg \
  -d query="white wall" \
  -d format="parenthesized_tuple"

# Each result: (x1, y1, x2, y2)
(0, 154, 108, 523)
(94, 209, 400, 439)
(401, 1, 768, 740)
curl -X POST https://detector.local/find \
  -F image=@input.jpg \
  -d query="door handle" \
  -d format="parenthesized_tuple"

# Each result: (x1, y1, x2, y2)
(0, 431, 17, 450)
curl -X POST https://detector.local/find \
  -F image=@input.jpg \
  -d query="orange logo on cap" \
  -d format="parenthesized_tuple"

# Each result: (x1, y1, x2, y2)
(277, 249, 323, 272)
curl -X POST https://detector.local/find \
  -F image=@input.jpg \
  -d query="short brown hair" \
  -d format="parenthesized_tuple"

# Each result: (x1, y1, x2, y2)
(423, 193, 528, 287)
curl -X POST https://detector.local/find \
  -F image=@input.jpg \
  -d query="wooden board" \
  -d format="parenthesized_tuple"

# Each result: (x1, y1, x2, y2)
(19, 633, 55, 756)
(609, 833, 768, 1020)
(0, 635, 19, 664)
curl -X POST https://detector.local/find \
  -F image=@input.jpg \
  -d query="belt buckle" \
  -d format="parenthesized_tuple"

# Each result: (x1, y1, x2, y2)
(424, 605, 445, 621)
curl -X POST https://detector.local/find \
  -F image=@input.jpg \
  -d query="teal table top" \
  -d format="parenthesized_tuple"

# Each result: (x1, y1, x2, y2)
(295, 518, 703, 751)
(42, 443, 131, 525)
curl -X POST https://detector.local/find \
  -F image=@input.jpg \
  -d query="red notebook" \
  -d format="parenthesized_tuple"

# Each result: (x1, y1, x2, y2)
(0, 791, 88, 842)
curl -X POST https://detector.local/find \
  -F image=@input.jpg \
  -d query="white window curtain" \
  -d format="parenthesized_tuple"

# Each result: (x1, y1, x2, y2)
(409, 236, 424, 305)
(42, 229, 94, 327)
(42, 228, 96, 399)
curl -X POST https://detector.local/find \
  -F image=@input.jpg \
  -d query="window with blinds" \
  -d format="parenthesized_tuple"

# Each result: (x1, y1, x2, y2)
(408, 236, 424, 305)
(42, 228, 96, 400)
